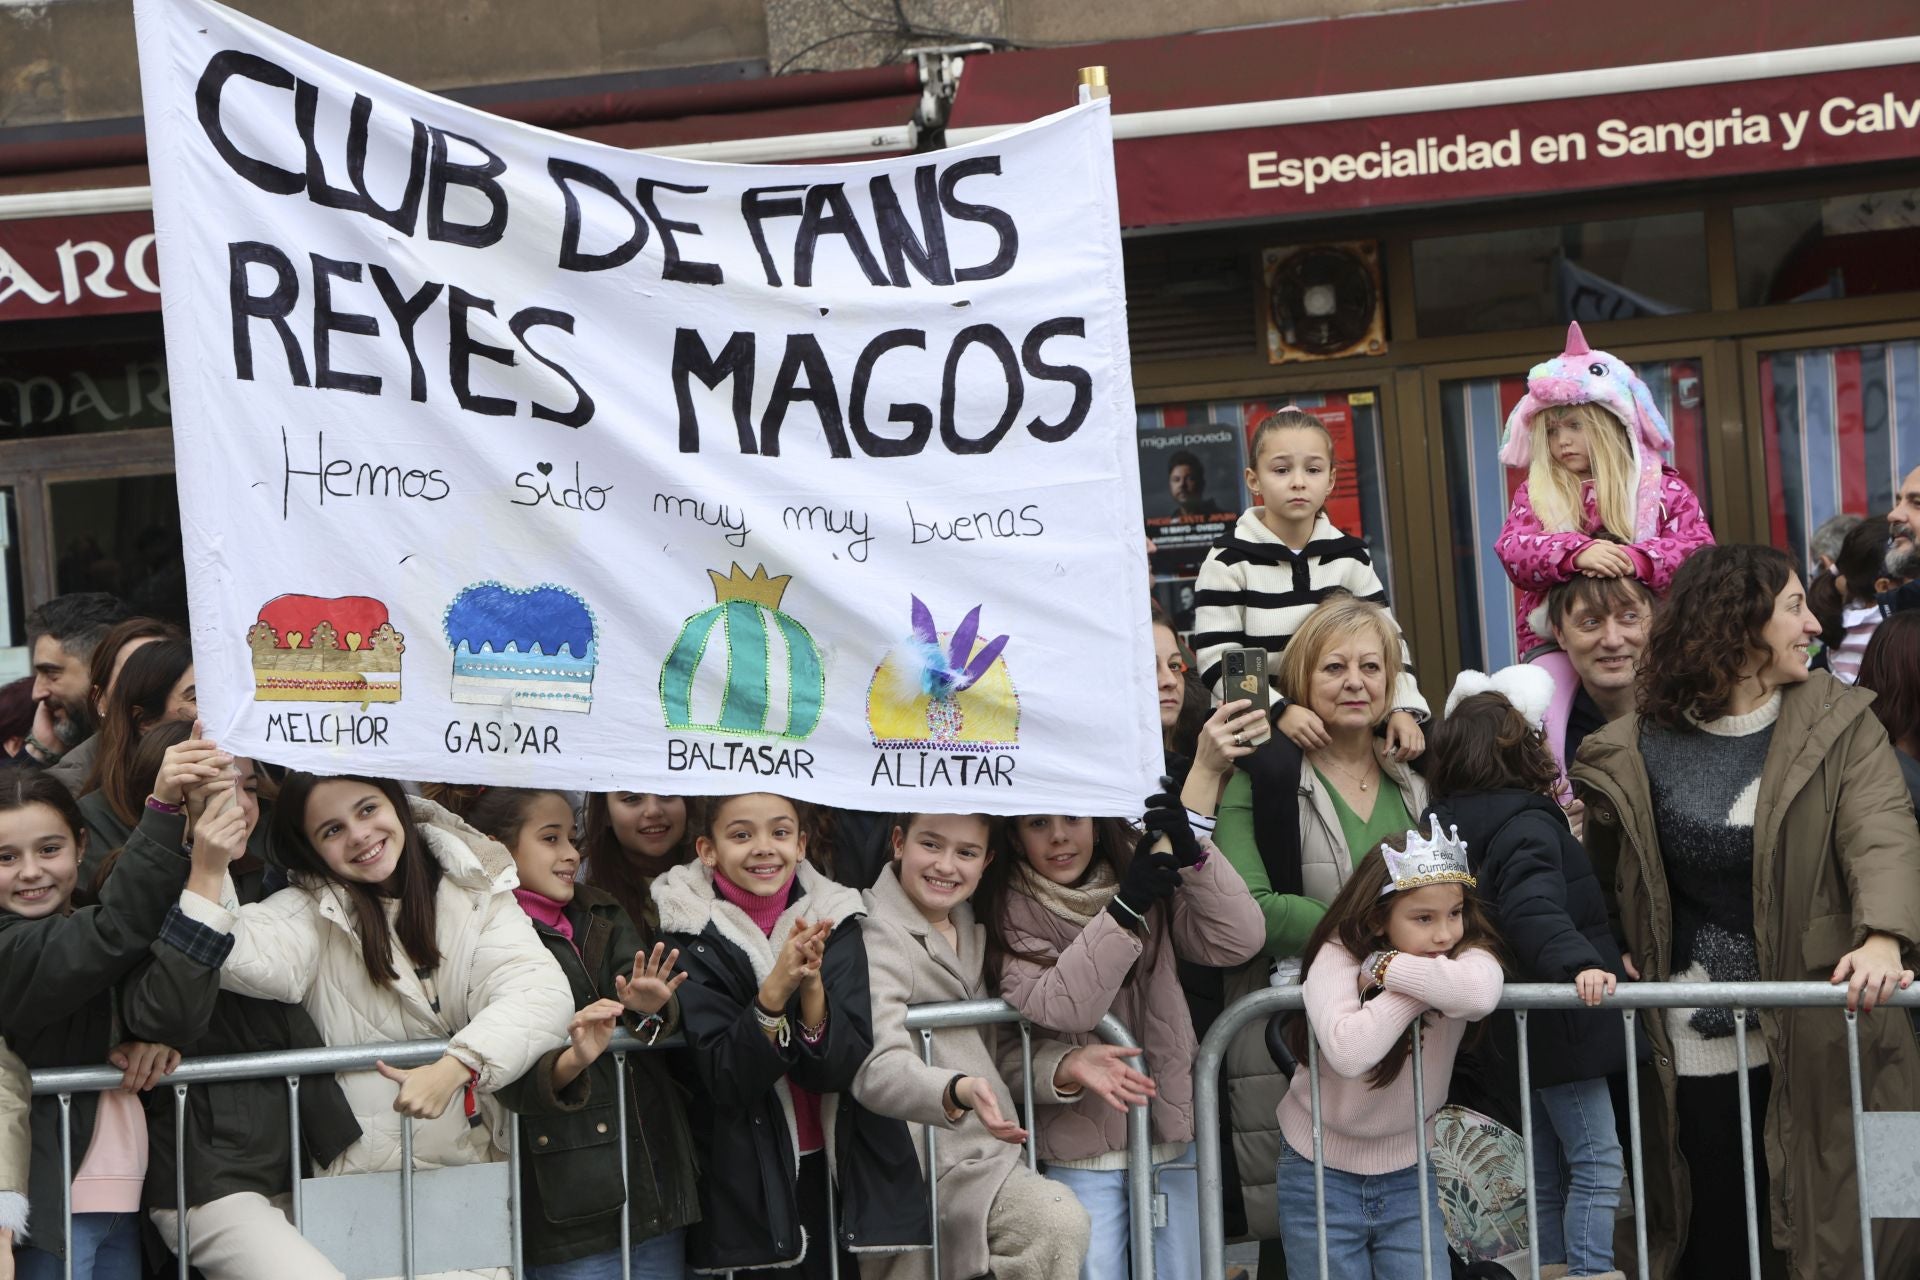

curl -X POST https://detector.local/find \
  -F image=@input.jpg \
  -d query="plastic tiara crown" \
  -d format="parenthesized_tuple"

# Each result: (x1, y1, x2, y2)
(1379, 817, 1475, 898)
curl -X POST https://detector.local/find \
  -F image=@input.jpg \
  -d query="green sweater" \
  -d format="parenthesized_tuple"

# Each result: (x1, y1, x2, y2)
(1216, 771, 1326, 957)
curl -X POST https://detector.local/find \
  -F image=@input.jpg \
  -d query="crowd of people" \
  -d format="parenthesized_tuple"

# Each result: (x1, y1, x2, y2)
(2, 322, 1919, 1280)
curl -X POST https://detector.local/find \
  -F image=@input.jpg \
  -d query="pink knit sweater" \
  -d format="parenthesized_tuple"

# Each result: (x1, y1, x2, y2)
(1277, 944, 1503, 1175)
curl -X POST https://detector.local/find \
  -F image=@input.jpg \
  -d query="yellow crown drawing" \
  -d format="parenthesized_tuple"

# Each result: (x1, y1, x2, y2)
(709, 563, 793, 611)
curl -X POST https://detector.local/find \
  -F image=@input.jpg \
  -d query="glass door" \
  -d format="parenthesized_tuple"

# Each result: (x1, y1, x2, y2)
(1744, 332, 1920, 572)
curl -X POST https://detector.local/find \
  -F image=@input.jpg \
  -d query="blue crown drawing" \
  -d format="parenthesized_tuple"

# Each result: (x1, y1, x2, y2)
(444, 582, 597, 714)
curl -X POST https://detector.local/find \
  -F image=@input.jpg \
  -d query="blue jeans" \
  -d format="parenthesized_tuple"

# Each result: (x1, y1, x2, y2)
(1530, 1077, 1622, 1275)
(526, 1228, 686, 1279)
(1275, 1138, 1449, 1280)
(1043, 1143, 1199, 1279)
(15, 1212, 143, 1280)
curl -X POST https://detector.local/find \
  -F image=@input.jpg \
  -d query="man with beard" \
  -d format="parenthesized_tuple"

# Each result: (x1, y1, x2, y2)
(20, 592, 130, 769)
(1883, 466, 1920, 612)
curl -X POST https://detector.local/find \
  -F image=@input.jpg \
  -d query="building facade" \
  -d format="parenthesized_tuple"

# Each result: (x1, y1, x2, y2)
(3, 0, 1916, 701)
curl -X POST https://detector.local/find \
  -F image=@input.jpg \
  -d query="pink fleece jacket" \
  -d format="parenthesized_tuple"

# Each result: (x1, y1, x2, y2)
(1277, 943, 1503, 1175)
(1495, 466, 1710, 655)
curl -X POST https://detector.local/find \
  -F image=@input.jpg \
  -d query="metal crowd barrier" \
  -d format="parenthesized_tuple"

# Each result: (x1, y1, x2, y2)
(1193, 980, 1920, 1280)
(24, 1000, 1153, 1280)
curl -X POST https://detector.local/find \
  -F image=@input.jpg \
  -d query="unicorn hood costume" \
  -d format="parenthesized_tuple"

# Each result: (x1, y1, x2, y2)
(1491, 322, 1713, 658)
(1498, 321, 1673, 543)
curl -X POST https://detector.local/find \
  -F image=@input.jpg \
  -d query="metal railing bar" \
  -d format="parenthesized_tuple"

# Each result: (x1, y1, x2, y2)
(509, 1109, 525, 1280)
(59, 1091, 72, 1280)
(920, 1028, 942, 1280)
(1411, 1021, 1434, 1280)
(1308, 1028, 1327, 1280)
(1018, 1021, 1038, 1174)
(1735, 1013, 1762, 1278)
(172, 1083, 190, 1279)
(1516, 1009, 1540, 1280)
(1623, 1009, 1650, 1280)
(400, 1112, 416, 1280)
(1847, 1010, 1875, 1280)
(615, 1048, 631, 1280)
(286, 1075, 303, 1229)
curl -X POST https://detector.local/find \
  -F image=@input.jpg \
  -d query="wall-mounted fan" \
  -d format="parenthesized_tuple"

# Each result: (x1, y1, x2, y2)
(1263, 240, 1387, 365)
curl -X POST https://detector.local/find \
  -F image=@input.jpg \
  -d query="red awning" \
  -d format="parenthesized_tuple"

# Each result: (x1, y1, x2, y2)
(946, 0, 1920, 228)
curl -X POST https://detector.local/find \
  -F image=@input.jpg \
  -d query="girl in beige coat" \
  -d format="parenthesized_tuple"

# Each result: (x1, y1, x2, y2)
(854, 813, 1097, 1280)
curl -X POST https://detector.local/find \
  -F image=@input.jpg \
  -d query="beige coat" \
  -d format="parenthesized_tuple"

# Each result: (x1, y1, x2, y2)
(1213, 757, 1429, 1239)
(854, 866, 1076, 1280)
(0, 1035, 26, 1237)
(217, 797, 574, 1178)
(1573, 672, 1920, 1280)
(997, 844, 1265, 1162)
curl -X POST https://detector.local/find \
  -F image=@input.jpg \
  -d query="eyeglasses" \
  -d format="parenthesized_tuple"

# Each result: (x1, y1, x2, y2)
(1160, 655, 1192, 676)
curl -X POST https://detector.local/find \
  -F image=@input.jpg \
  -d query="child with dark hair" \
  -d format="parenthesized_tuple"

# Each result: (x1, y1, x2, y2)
(1427, 667, 1629, 1280)
(650, 791, 926, 1276)
(1276, 825, 1503, 1280)
(447, 786, 700, 1280)
(0, 749, 233, 1280)
(187, 770, 573, 1266)
(1829, 516, 1894, 683)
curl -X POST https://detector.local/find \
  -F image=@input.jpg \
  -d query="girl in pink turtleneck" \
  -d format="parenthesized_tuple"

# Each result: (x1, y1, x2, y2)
(1276, 827, 1504, 1280)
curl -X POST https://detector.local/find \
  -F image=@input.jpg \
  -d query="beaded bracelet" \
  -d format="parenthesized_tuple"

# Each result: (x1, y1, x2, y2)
(752, 1000, 791, 1047)
(798, 1011, 828, 1046)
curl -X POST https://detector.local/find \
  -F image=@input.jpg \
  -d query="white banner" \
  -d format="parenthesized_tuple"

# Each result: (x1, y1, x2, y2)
(134, 0, 1161, 814)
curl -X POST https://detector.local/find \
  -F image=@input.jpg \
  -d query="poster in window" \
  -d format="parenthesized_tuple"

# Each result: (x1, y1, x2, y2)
(1138, 411, 1245, 577)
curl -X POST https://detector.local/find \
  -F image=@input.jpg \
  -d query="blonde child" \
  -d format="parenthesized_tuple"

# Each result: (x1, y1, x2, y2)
(1192, 407, 1429, 760)
(1276, 824, 1503, 1280)
(1495, 321, 1712, 657)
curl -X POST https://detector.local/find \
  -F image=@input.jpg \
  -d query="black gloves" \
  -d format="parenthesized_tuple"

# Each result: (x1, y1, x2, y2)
(1108, 836, 1183, 930)
(1141, 781, 1202, 867)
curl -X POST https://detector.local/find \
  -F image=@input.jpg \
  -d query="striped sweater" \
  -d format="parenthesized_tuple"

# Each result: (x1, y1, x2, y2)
(1191, 510, 1428, 718)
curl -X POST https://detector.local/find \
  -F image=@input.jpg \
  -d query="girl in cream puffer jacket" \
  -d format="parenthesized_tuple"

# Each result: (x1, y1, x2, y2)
(204, 778, 572, 1195)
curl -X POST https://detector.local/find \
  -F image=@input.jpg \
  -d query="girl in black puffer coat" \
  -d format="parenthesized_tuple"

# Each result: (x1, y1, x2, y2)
(1427, 668, 1632, 1280)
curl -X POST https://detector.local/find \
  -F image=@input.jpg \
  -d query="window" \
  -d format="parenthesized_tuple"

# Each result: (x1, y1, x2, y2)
(1758, 339, 1920, 572)
(1733, 188, 1920, 308)
(0, 336, 170, 440)
(1413, 213, 1709, 337)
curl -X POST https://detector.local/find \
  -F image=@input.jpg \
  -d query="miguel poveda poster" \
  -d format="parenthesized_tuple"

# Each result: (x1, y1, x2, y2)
(133, 0, 1162, 814)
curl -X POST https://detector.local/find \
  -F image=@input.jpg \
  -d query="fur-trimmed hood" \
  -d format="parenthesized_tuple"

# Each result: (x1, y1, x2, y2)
(653, 859, 864, 983)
